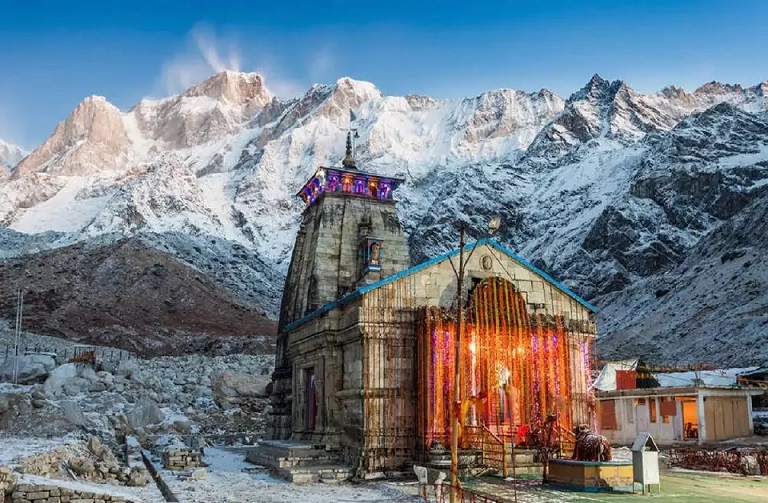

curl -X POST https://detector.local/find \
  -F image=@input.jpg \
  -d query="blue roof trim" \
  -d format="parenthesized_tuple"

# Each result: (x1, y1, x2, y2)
(283, 238, 596, 332)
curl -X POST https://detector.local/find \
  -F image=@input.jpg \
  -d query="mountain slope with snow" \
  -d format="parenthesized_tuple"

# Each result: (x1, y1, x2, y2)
(0, 71, 767, 363)
(0, 139, 26, 173)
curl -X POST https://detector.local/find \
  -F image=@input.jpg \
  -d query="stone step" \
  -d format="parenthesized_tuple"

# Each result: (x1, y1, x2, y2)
(246, 451, 343, 469)
(252, 443, 331, 459)
(278, 464, 355, 484)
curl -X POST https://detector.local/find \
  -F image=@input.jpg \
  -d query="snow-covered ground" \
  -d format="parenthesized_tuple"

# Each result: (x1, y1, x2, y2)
(0, 439, 422, 503)
(161, 448, 421, 503)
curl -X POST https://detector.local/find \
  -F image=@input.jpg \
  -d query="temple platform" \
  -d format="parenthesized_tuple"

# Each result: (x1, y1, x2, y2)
(246, 439, 354, 484)
(547, 459, 639, 492)
(425, 448, 544, 479)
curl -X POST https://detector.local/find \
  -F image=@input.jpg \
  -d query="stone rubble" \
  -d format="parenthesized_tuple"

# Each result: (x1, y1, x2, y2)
(15, 437, 149, 488)
(0, 465, 15, 498)
(0, 346, 274, 443)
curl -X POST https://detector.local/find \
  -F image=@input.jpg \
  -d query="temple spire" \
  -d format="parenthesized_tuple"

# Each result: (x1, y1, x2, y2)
(342, 131, 356, 168)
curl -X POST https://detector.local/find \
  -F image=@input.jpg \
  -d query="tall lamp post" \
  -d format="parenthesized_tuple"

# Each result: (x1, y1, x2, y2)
(449, 216, 501, 503)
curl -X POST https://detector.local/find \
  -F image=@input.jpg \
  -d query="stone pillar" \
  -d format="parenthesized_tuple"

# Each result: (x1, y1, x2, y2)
(268, 365, 293, 440)
(696, 391, 706, 445)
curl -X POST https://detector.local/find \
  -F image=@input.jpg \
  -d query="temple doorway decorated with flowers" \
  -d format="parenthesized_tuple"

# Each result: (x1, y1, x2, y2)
(417, 277, 593, 454)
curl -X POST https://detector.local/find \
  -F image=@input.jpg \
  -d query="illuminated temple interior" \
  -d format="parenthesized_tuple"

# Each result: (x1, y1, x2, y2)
(266, 135, 597, 475)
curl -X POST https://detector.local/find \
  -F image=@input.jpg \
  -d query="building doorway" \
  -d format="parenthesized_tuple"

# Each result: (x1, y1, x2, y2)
(305, 367, 318, 431)
(679, 397, 699, 440)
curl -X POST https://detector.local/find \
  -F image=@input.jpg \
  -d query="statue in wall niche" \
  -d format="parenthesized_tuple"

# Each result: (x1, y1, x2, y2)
(369, 242, 381, 265)
(571, 424, 612, 462)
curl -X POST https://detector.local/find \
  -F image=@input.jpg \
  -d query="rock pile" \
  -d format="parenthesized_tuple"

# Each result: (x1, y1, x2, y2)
(0, 465, 16, 497)
(0, 346, 275, 442)
(17, 437, 149, 487)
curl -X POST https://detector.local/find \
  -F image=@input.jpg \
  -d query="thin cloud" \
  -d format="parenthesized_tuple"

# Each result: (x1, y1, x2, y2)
(160, 24, 242, 95)
(156, 25, 338, 100)
(255, 64, 307, 99)
(309, 46, 335, 83)
(259, 47, 336, 99)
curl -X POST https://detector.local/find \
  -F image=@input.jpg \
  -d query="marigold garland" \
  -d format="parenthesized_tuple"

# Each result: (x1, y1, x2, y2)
(417, 277, 590, 449)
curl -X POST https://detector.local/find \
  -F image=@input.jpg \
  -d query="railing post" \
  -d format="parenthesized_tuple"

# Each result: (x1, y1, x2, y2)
(502, 441, 508, 478)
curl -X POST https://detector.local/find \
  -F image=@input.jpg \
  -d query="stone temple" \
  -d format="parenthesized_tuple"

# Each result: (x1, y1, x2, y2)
(253, 135, 597, 481)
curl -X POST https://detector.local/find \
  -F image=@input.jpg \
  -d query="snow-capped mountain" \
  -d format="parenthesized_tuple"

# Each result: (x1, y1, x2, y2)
(0, 139, 26, 173)
(1, 71, 767, 364)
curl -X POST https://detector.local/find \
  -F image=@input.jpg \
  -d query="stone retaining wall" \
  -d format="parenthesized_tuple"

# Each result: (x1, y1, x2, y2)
(1, 465, 141, 503)
(9, 483, 135, 503)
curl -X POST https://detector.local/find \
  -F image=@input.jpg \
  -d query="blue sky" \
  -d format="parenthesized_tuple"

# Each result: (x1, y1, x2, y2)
(1, 0, 766, 148)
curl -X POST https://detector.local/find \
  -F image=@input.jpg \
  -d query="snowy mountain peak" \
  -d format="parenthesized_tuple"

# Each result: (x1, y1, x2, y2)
(13, 94, 130, 177)
(694, 81, 744, 96)
(333, 77, 383, 100)
(0, 139, 26, 171)
(660, 85, 689, 99)
(183, 71, 271, 108)
(570, 73, 625, 103)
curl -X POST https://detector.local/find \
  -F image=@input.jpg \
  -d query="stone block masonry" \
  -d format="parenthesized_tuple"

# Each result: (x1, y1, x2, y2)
(161, 449, 203, 471)
(0, 468, 139, 503)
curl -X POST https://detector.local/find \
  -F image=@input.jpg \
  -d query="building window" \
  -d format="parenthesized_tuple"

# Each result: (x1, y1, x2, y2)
(649, 397, 657, 423)
(660, 397, 674, 423)
(601, 400, 617, 430)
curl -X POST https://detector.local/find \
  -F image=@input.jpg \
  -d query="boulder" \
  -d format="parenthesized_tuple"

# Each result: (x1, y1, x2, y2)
(43, 363, 99, 397)
(69, 457, 96, 476)
(89, 381, 107, 392)
(116, 360, 139, 379)
(211, 371, 270, 407)
(0, 392, 24, 414)
(61, 400, 86, 426)
(0, 355, 55, 384)
(740, 454, 760, 475)
(125, 399, 165, 430)
(43, 363, 79, 396)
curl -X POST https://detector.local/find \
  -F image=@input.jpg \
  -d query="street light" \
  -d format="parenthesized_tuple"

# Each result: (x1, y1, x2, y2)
(448, 217, 501, 503)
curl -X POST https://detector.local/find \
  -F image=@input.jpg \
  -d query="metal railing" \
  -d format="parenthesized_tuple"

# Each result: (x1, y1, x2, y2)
(463, 424, 516, 478)
(2, 344, 134, 363)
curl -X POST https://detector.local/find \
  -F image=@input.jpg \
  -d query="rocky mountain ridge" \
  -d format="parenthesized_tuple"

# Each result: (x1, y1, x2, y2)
(1, 71, 767, 364)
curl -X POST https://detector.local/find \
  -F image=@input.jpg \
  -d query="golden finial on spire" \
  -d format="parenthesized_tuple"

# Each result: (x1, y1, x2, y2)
(342, 131, 356, 168)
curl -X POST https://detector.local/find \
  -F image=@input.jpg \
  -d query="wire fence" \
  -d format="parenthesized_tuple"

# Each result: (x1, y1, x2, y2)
(668, 446, 768, 475)
(2, 344, 135, 363)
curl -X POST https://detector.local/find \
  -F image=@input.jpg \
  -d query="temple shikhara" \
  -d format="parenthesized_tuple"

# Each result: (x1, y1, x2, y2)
(256, 134, 597, 480)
